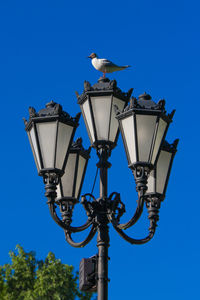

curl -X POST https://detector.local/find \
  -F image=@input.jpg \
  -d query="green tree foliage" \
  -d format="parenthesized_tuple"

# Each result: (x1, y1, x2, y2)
(0, 245, 94, 300)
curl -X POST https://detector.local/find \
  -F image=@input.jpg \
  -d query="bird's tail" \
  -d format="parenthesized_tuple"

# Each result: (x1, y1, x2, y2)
(118, 65, 131, 70)
(113, 65, 131, 72)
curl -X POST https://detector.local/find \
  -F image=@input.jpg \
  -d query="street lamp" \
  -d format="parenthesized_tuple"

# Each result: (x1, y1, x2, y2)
(25, 101, 80, 176)
(24, 78, 178, 300)
(146, 139, 179, 200)
(78, 79, 132, 150)
(55, 138, 91, 227)
(116, 93, 175, 170)
(56, 138, 91, 204)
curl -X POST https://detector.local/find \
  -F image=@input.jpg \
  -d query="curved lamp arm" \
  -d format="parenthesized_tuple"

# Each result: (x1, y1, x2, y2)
(113, 223, 155, 245)
(64, 225, 97, 248)
(67, 194, 96, 232)
(48, 201, 93, 232)
(69, 220, 93, 233)
(44, 173, 69, 231)
(44, 173, 93, 232)
(113, 166, 149, 230)
(117, 195, 145, 230)
(48, 201, 67, 229)
(111, 196, 161, 245)
(107, 192, 144, 229)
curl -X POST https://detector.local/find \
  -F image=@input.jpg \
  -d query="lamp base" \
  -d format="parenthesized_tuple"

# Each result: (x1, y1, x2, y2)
(39, 168, 64, 177)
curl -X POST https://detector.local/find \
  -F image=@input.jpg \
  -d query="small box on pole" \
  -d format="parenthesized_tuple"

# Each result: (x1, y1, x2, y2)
(79, 255, 97, 292)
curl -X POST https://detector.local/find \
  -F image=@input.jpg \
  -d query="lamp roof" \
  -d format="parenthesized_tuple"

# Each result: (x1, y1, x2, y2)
(116, 92, 175, 123)
(24, 101, 81, 130)
(127, 93, 167, 112)
(77, 78, 133, 104)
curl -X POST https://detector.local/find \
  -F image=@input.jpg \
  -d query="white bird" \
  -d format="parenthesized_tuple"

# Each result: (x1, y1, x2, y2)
(88, 53, 130, 78)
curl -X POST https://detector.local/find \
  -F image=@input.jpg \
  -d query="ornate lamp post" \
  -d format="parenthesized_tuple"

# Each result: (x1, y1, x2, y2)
(24, 78, 178, 300)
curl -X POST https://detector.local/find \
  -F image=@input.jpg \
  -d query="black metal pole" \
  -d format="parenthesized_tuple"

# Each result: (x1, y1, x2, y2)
(97, 223, 109, 300)
(96, 148, 111, 300)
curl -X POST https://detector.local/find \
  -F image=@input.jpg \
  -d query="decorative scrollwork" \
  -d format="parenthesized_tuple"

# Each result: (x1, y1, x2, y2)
(133, 166, 149, 194)
(81, 194, 97, 222)
(42, 166, 161, 252)
(43, 173, 59, 201)
(56, 199, 74, 227)
(107, 192, 125, 225)
(146, 197, 161, 233)
(42, 139, 162, 254)
(43, 172, 60, 185)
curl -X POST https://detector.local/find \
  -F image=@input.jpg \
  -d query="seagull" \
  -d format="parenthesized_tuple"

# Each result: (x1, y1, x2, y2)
(88, 53, 130, 78)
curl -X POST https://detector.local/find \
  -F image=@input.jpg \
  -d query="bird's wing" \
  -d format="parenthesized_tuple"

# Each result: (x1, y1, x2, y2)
(100, 58, 117, 66)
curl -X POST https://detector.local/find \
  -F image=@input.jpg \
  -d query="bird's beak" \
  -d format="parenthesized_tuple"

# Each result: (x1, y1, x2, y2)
(88, 55, 91, 58)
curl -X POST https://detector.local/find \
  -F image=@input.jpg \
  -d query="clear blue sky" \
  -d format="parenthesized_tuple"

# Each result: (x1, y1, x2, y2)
(0, 0, 199, 299)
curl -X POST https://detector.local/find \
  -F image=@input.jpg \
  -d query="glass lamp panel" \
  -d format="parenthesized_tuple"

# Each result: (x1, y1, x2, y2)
(56, 184, 62, 199)
(61, 153, 77, 197)
(109, 97, 126, 142)
(81, 99, 95, 143)
(156, 150, 172, 194)
(75, 156, 86, 198)
(36, 122, 57, 169)
(91, 96, 112, 140)
(147, 170, 156, 194)
(55, 122, 73, 170)
(28, 126, 42, 171)
(121, 116, 137, 165)
(151, 118, 167, 165)
(136, 115, 157, 162)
